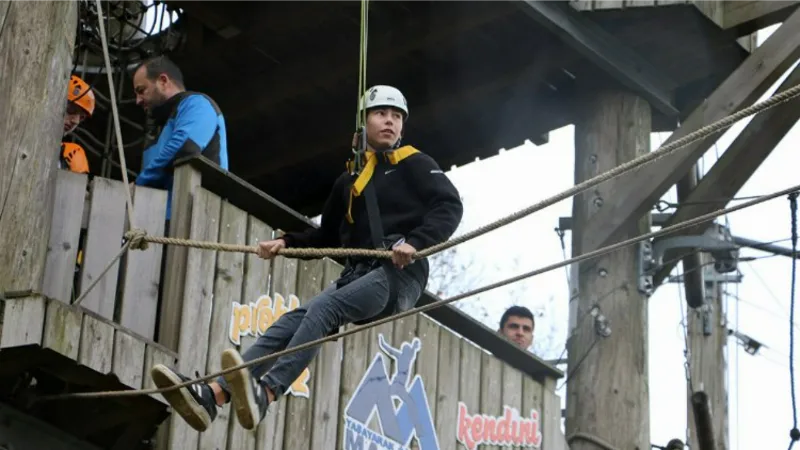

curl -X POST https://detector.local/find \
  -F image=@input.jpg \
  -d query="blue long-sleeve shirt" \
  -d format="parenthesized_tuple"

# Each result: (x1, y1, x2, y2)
(136, 92, 228, 218)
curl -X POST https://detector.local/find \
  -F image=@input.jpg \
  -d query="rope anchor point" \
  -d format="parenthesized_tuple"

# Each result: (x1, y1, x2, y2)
(124, 228, 149, 251)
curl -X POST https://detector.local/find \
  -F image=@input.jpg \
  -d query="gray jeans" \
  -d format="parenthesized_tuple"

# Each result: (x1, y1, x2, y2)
(217, 265, 423, 398)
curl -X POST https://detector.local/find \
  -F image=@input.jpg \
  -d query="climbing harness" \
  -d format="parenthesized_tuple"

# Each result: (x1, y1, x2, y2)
(345, 145, 419, 224)
(39, 0, 800, 403)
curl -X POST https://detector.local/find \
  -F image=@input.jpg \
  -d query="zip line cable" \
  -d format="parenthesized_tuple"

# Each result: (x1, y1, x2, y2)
(36, 183, 800, 402)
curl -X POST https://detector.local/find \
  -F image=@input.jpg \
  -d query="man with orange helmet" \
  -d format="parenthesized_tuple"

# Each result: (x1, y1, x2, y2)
(60, 74, 95, 174)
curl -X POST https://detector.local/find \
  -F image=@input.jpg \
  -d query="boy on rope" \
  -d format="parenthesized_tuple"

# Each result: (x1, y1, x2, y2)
(150, 85, 464, 432)
(131, 55, 229, 219)
(61, 74, 95, 174)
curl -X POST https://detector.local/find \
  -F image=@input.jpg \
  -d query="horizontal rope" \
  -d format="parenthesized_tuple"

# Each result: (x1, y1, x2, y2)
(123, 83, 800, 261)
(36, 183, 800, 402)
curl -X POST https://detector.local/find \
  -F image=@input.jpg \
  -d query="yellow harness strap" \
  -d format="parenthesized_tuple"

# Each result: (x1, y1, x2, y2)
(345, 145, 419, 224)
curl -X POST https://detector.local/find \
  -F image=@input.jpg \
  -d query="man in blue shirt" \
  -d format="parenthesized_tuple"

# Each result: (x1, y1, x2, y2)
(132, 55, 228, 219)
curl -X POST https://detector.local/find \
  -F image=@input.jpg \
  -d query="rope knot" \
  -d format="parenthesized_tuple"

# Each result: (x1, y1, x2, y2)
(125, 228, 149, 250)
(791, 428, 800, 442)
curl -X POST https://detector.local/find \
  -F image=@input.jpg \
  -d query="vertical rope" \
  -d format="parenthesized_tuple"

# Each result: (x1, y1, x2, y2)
(788, 191, 799, 450)
(352, 0, 369, 172)
(93, 0, 135, 227)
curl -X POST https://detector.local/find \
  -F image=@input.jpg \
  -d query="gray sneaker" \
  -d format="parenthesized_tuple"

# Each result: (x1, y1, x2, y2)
(221, 348, 270, 430)
(151, 365, 218, 432)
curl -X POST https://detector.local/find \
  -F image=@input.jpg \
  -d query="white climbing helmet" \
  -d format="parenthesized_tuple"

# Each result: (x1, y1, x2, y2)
(361, 85, 409, 119)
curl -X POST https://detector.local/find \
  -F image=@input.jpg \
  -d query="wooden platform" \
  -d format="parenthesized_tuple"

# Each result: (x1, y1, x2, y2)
(0, 170, 174, 449)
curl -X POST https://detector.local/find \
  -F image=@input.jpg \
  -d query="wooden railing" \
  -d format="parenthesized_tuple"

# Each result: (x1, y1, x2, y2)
(27, 155, 566, 450)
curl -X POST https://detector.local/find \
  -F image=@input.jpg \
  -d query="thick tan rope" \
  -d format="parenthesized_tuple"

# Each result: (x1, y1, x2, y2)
(36, 182, 800, 402)
(122, 83, 800, 260)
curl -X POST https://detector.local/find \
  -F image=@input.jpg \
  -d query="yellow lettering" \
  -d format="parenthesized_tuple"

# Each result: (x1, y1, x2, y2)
(274, 293, 289, 318)
(288, 294, 300, 310)
(229, 302, 251, 346)
(256, 295, 273, 335)
(288, 367, 312, 398)
(228, 292, 313, 399)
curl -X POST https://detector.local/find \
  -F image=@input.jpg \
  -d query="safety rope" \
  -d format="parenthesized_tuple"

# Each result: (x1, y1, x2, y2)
(36, 183, 800, 402)
(352, 0, 369, 173)
(787, 191, 799, 450)
(117, 82, 800, 261)
(93, 0, 134, 226)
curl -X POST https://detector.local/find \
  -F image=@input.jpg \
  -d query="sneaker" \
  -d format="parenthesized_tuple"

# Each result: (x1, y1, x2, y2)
(151, 364, 217, 431)
(220, 348, 269, 430)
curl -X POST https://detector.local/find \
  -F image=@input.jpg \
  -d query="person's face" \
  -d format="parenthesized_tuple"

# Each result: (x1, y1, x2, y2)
(365, 107, 404, 150)
(133, 67, 169, 113)
(63, 102, 87, 135)
(501, 315, 534, 349)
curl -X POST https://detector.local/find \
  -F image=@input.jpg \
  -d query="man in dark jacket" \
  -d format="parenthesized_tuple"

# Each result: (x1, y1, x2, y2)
(150, 85, 464, 433)
(132, 55, 228, 219)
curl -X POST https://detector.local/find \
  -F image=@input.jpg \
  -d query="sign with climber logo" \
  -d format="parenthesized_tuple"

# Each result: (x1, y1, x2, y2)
(228, 293, 311, 398)
(343, 334, 440, 450)
(456, 402, 543, 450)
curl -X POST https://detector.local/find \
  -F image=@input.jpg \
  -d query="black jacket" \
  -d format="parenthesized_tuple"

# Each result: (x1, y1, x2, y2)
(280, 149, 464, 286)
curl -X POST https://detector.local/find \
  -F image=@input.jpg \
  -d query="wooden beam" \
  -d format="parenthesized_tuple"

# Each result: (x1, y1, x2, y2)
(566, 90, 652, 450)
(518, 0, 679, 117)
(177, 2, 241, 39)
(221, 2, 517, 122)
(686, 254, 729, 450)
(723, 1, 800, 34)
(174, 2, 351, 61)
(0, 1, 77, 292)
(651, 63, 800, 288)
(580, 8, 800, 254)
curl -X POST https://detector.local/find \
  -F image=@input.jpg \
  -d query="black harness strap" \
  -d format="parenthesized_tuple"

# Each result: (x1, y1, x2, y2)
(360, 173, 400, 323)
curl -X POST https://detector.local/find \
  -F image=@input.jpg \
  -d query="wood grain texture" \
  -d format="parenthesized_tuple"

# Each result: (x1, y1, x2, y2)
(0, 1, 78, 291)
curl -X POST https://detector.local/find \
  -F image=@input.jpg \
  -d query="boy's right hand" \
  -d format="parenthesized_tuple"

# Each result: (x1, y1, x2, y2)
(256, 239, 286, 260)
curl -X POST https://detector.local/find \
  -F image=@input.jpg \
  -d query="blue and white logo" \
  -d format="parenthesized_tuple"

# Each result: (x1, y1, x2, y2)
(343, 334, 440, 450)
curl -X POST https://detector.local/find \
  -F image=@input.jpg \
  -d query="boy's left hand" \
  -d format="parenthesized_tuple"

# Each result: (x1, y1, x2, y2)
(391, 242, 416, 269)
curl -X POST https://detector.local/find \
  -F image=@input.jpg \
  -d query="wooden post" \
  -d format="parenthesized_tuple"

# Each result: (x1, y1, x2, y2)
(0, 1, 78, 292)
(566, 90, 651, 450)
(687, 254, 729, 450)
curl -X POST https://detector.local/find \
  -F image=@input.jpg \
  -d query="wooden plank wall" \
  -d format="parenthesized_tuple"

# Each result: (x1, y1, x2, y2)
(5, 170, 566, 450)
(569, 0, 695, 12)
(1, 171, 177, 394)
(158, 184, 563, 450)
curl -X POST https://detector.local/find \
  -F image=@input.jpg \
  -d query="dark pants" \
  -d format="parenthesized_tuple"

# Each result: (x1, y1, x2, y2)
(216, 265, 423, 398)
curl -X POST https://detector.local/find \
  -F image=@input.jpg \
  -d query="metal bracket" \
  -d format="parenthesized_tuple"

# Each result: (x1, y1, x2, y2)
(727, 328, 764, 355)
(589, 305, 612, 338)
(637, 241, 656, 296)
(652, 222, 740, 273)
(667, 264, 743, 285)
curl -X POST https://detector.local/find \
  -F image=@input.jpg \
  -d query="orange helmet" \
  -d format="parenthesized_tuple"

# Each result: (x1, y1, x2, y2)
(68, 75, 95, 117)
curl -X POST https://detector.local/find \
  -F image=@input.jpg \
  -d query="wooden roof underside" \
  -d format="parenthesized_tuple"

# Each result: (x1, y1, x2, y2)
(98, 1, 759, 215)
